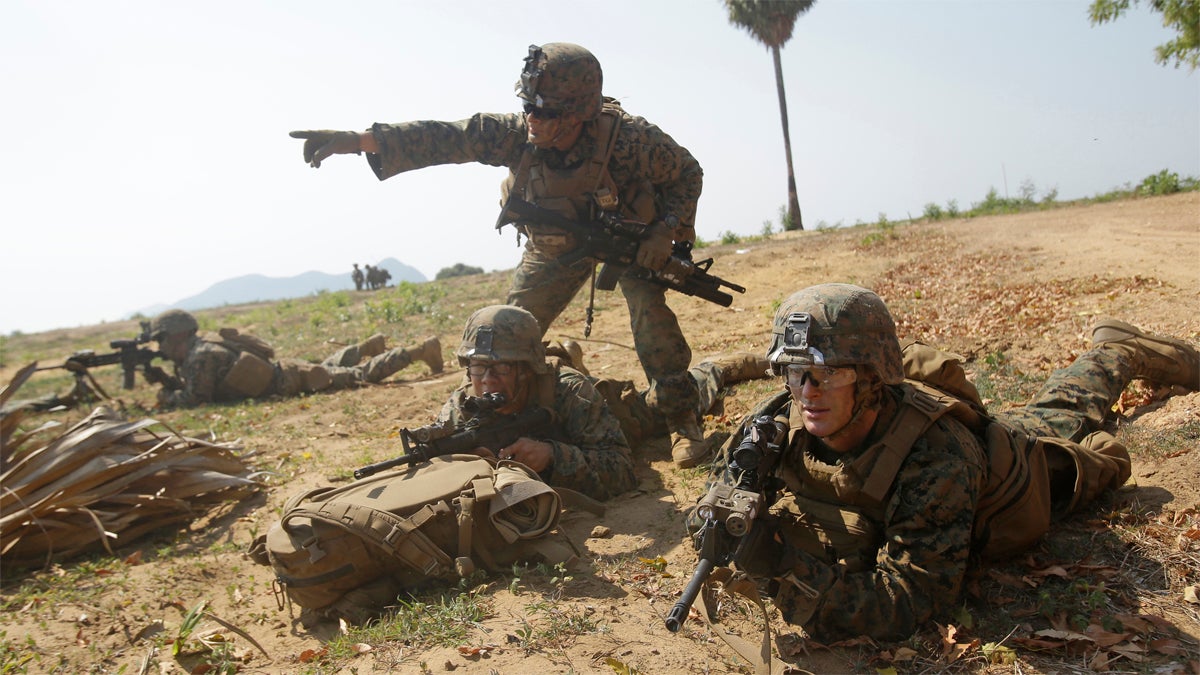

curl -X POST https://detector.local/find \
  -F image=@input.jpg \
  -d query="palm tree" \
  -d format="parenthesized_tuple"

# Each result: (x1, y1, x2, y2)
(724, 0, 815, 231)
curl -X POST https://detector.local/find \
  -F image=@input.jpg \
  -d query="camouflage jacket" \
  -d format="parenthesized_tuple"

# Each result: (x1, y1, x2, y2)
(366, 108, 703, 227)
(706, 385, 987, 642)
(437, 367, 637, 502)
(157, 336, 241, 408)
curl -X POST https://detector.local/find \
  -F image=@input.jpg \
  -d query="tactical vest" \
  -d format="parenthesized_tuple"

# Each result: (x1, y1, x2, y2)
(763, 342, 1128, 564)
(501, 101, 656, 258)
(772, 383, 979, 571)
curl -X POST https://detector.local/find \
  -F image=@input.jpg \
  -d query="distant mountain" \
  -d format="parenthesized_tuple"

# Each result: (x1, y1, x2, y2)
(129, 258, 425, 318)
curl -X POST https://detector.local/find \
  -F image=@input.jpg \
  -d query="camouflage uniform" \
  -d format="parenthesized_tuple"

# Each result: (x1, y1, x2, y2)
(698, 284, 1187, 642)
(592, 359, 749, 447)
(365, 103, 703, 422)
(437, 365, 636, 502)
(157, 334, 437, 408)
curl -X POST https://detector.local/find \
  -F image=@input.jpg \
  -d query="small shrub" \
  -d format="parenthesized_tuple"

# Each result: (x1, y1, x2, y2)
(435, 263, 485, 280)
(922, 202, 944, 220)
(1139, 169, 1181, 196)
(719, 230, 741, 245)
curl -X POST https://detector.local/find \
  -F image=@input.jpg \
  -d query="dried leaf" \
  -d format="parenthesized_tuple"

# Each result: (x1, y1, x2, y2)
(605, 657, 641, 675)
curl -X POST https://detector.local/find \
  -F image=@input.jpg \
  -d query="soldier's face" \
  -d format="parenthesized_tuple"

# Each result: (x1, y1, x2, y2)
(789, 372, 858, 448)
(158, 333, 189, 363)
(468, 360, 528, 413)
(525, 106, 582, 150)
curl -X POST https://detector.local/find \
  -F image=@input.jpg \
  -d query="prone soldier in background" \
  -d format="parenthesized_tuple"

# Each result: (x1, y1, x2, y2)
(145, 309, 444, 409)
(291, 42, 713, 468)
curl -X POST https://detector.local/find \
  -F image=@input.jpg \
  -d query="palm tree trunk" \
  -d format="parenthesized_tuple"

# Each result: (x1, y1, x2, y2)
(772, 44, 803, 230)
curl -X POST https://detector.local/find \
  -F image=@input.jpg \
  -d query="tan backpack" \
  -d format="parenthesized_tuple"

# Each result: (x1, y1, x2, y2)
(203, 328, 278, 398)
(896, 342, 1129, 559)
(249, 455, 580, 623)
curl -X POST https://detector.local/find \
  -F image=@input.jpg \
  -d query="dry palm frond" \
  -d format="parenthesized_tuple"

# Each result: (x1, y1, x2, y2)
(1, 364, 262, 569)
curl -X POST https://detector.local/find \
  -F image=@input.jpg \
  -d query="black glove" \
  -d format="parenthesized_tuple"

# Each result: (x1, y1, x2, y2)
(732, 515, 785, 577)
(143, 365, 170, 386)
(635, 222, 674, 271)
(288, 130, 362, 168)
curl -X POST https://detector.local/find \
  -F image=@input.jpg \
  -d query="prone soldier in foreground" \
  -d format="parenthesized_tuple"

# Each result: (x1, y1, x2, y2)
(291, 42, 722, 469)
(681, 283, 1198, 641)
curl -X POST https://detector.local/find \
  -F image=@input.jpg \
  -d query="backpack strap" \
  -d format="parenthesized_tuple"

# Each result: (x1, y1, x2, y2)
(282, 500, 454, 578)
(695, 567, 788, 675)
(858, 384, 961, 505)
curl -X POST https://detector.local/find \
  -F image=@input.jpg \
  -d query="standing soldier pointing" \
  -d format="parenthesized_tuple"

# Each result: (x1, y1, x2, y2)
(291, 42, 712, 467)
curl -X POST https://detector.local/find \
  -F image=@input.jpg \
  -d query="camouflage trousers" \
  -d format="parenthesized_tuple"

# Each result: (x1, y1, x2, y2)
(999, 345, 1134, 442)
(274, 350, 415, 396)
(593, 360, 727, 447)
(507, 248, 699, 421)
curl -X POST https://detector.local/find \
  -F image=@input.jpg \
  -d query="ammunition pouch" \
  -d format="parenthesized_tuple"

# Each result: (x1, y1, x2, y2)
(775, 493, 880, 573)
(220, 351, 276, 398)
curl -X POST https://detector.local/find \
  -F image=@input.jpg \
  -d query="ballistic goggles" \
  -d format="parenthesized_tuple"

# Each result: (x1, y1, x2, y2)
(785, 364, 858, 389)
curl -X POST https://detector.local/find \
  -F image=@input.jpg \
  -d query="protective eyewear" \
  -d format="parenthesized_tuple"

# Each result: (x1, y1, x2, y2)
(785, 364, 857, 389)
(523, 103, 561, 120)
(467, 362, 518, 378)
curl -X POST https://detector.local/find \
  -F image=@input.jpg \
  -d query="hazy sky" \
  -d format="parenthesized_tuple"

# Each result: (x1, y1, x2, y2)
(2, 0, 1196, 335)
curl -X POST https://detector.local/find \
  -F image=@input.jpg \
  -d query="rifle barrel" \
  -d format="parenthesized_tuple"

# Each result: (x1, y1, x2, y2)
(665, 557, 715, 632)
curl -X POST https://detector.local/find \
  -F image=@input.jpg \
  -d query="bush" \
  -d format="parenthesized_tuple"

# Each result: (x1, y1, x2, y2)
(1139, 169, 1181, 196)
(435, 263, 485, 280)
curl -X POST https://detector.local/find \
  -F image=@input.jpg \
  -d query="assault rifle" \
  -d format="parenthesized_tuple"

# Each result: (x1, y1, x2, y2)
(665, 415, 787, 632)
(36, 321, 163, 395)
(354, 393, 554, 479)
(497, 197, 746, 308)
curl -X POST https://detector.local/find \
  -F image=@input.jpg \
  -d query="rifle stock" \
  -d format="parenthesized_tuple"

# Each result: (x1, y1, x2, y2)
(499, 198, 745, 307)
(354, 398, 554, 479)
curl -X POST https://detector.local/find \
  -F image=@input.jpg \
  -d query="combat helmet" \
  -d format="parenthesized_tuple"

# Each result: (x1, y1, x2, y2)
(767, 284, 904, 385)
(151, 309, 199, 340)
(516, 43, 603, 121)
(456, 305, 549, 374)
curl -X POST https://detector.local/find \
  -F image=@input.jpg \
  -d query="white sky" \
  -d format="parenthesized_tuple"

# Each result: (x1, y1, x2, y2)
(2, 0, 1196, 335)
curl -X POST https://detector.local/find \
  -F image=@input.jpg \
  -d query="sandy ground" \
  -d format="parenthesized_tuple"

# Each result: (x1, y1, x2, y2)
(2, 192, 1198, 674)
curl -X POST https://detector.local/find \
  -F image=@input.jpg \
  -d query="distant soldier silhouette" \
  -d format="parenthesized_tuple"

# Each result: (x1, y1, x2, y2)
(364, 264, 377, 290)
(351, 263, 364, 291)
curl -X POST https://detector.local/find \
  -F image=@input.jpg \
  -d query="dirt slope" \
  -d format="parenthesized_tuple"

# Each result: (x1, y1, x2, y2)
(2, 192, 1198, 674)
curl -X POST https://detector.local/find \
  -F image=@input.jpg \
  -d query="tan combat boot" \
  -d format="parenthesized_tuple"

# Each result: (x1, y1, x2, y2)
(357, 333, 387, 359)
(705, 352, 771, 386)
(1092, 319, 1199, 390)
(562, 340, 588, 376)
(544, 339, 589, 375)
(670, 415, 710, 469)
(414, 336, 444, 374)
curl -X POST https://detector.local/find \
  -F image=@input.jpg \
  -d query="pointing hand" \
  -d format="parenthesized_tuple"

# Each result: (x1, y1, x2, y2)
(289, 130, 362, 168)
